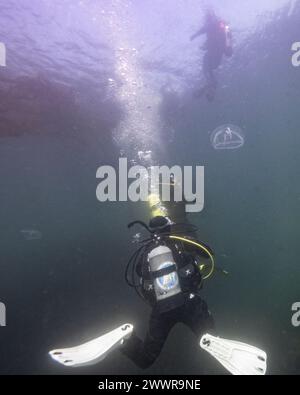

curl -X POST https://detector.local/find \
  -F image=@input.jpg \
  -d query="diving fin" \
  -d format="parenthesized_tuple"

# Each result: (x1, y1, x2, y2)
(49, 323, 133, 368)
(200, 333, 267, 375)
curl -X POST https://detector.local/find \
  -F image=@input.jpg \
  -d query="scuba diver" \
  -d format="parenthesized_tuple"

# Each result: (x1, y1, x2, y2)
(49, 179, 267, 375)
(190, 9, 233, 102)
(120, 214, 216, 370)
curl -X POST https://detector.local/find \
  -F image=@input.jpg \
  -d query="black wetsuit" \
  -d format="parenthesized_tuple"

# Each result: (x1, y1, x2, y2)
(202, 19, 228, 82)
(121, 294, 214, 369)
(191, 14, 232, 101)
(121, 229, 215, 369)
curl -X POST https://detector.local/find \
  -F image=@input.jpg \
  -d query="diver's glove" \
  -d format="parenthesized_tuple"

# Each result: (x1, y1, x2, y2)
(200, 333, 267, 375)
(49, 323, 133, 367)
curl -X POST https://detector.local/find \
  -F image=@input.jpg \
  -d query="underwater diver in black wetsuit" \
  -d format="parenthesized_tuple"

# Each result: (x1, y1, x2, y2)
(49, 180, 268, 375)
(190, 10, 233, 101)
(120, 214, 215, 369)
(118, 177, 215, 368)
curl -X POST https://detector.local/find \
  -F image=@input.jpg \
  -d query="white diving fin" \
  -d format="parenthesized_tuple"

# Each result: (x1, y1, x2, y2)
(200, 333, 267, 375)
(49, 323, 133, 368)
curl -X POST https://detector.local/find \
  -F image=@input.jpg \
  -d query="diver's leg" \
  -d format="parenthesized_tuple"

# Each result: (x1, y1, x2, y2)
(203, 53, 217, 85)
(121, 309, 176, 369)
(194, 53, 215, 100)
(194, 53, 210, 99)
(182, 296, 215, 338)
(182, 297, 268, 375)
(204, 51, 224, 101)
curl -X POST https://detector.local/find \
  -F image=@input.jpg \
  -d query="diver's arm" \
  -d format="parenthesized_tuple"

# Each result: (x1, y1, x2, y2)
(194, 242, 214, 259)
(182, 238, 214, 259)
(199, 242, 214, 256)
(190, 26, 206, 41)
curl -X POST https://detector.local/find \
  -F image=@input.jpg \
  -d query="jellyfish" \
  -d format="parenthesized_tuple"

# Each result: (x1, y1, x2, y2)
(211, 124, 244, 150)
(20, 229, 42, 241)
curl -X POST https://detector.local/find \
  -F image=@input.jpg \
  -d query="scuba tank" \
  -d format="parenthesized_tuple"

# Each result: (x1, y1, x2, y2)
(126, 217, 217, 312)
(147, 245, 181, 302)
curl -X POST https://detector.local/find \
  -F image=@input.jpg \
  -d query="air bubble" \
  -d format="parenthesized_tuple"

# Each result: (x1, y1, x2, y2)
(132, 233, 142, 244)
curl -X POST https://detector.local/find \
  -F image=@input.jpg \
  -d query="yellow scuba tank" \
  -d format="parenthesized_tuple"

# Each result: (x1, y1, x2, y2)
(148, 192, 169, 218)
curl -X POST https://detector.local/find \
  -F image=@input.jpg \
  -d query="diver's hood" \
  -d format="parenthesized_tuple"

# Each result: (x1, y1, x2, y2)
(148, 216, 172, 232)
